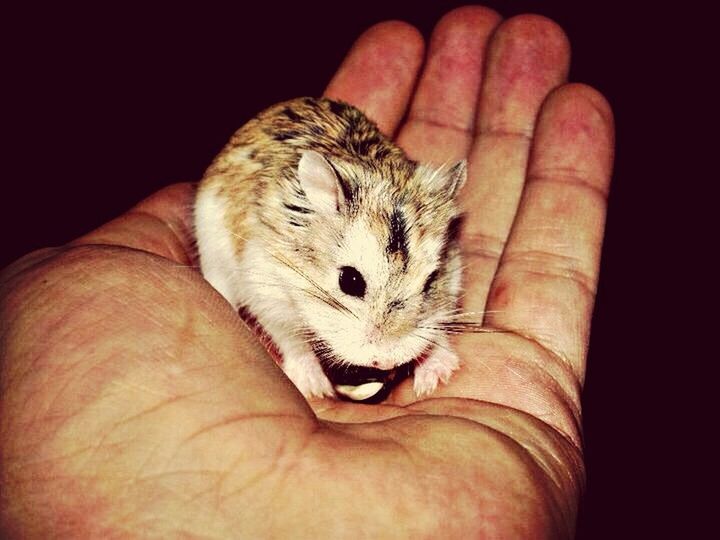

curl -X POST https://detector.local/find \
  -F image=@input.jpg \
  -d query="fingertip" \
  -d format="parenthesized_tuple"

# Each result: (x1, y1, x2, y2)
(498, 13, 570, 53)
(540, 82, 616, 157)
(323, 20, 424, 135)
(491, 13, 571, 77)
(432, 5, 503, 36)
(546, 83, 615, 135)
(324, 19, 425, 92)
(530, 82, 615, 197)
(132, 181, 198, 248)
(72, 182, 198, 264)
(134, 182, 197, 214)
(395, 5, 502, 162)
(359, 20, 425, 60)
(477, 13, 572, 135)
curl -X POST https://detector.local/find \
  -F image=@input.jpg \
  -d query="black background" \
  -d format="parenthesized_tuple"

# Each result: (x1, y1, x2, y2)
(4, 1, 709, 538)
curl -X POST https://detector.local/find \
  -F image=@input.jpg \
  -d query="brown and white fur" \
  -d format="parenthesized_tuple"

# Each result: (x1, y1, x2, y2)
(194, 97, 466, 398)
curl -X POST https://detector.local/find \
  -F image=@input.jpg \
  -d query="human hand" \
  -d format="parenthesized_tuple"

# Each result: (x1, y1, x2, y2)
(0, 7, 613, 538)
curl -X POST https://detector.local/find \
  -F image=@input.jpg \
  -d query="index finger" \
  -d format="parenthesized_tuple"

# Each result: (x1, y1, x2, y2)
(323, 21, 424, 136)
(70, 182, 197, 264)
(394, 6, 501, 164)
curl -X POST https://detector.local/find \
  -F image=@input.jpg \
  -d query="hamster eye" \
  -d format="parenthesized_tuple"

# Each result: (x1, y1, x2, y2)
(339, 266, 366, 298)
(423, 270, 439, 294)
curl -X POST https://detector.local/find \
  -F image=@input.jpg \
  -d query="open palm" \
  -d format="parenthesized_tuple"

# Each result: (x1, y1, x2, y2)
(0, 7, 613, 538)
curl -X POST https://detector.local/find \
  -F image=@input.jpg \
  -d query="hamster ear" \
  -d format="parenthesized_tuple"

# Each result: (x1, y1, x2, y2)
(297, 150, 343, 213)
(443, 160, 467, 199)
(419, 160, 467, 200)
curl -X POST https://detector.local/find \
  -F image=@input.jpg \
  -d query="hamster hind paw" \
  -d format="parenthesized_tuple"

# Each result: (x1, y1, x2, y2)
(282, 352, 335, 399)
(413, 347, 460, 397)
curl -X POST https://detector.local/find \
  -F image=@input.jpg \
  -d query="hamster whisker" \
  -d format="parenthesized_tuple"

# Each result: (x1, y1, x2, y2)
(268, 251, 358, 319)
(411, 333, 451, 353)
(224, 229, 356, 319)
(307, 338, 347, 369)
(432, 309, 507, 324)
(304, 289, 353, 313)
(430, 322, 506, 335)
(244, 277, 340, 308)
(441, 308, 493, 317)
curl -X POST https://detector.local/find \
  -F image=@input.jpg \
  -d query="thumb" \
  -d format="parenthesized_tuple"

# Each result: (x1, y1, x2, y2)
(72, 182, 197, 265)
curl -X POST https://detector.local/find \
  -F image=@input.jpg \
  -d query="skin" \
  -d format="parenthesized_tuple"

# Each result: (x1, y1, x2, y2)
(0, 6, 613, 539)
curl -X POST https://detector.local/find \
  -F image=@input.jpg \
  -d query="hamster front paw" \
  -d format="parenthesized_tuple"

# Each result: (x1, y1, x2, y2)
(282, 352, 335, 398)
(413, 347, 460, 397)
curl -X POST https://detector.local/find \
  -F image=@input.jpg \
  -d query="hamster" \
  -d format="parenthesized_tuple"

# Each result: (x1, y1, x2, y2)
(194, 97, 466, 402)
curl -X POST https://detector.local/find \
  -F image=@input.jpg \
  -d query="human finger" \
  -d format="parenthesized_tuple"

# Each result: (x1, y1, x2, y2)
(323, 21, 425, 136)
(460, 15, 570, 314)
(485, 83, 615, 379)
(71, 182, 197, 265)
(394, 6, 501, 163)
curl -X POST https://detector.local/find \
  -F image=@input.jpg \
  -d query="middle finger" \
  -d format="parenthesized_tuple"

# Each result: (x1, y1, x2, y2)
(460, 15, 570, 315)
(395, 6, 501, 164)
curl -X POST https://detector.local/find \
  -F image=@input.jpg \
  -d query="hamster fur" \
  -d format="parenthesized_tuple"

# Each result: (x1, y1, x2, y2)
(194, 97, 466, 399)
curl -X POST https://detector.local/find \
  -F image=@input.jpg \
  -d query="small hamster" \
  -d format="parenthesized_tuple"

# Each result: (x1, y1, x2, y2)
(194, 97, 466, 401)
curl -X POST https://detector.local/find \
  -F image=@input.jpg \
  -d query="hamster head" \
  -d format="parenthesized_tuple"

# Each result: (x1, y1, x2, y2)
(275, 150, 465, 371)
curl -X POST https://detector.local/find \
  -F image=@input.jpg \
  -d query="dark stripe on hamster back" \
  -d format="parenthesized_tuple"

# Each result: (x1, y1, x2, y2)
(282, 107, 303, 122)
(273, 130, 301, 142)
(283, 203, 313, 215)
(328, 100, 351, 118)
